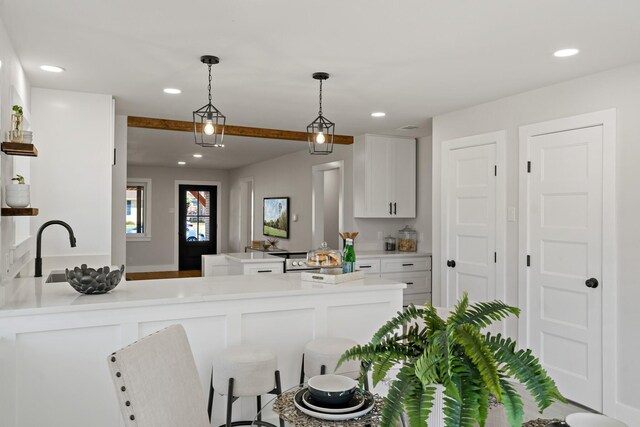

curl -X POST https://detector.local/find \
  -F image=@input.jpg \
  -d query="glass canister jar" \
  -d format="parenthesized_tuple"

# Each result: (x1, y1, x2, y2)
(398, 225, 417, 252)
(384, 235, 397, 252)
(306, 242, 343, 269)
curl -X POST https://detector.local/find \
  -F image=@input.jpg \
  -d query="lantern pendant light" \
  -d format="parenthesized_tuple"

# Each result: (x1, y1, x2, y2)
(307, 72, 335, 155)
(193, 55, 226, 148)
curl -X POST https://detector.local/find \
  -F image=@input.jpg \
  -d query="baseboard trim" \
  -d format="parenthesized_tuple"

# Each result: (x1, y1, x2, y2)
(125, 264, 177, 273)
(614, 401, 640, 425)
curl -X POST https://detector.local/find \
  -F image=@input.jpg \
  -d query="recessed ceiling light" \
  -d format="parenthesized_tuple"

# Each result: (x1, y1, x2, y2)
(193, 154, 203, 158)
(163, 88, 181, 94)
(371, 112, 386, 117)
(178, 161, 186, 165)
(554, 48, 579, 58)
(40, 65, 65, 73)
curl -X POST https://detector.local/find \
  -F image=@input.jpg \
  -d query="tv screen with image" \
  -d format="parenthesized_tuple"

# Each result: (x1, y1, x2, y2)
(263, 197, 289, 239)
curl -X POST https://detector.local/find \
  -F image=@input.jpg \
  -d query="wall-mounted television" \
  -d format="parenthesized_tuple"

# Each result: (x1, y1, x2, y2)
(263, 197, 289, 239)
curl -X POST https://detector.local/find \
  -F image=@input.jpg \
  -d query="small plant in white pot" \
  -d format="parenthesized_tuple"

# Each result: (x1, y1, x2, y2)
(6, 174, 30, 208)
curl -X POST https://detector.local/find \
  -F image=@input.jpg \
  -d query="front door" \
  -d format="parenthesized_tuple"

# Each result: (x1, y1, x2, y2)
(526, 125, 603, 411)
(178, 185, 217, 270)
(444, 141, 497, 306)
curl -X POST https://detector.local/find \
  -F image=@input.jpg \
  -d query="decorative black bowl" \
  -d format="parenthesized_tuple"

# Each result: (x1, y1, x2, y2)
(307, 374, 357, 406)
(65, 264, 125, 294)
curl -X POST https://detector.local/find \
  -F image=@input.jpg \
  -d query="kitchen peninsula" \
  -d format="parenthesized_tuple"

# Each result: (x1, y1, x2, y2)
(0, 272, 404, 427)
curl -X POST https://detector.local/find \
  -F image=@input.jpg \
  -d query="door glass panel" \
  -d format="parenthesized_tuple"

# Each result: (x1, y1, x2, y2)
(185, 190, 211, 242)
(186, 216, 201, 241)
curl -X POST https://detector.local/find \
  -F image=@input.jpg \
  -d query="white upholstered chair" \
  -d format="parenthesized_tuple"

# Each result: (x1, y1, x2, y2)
(107, 324, 210, 427)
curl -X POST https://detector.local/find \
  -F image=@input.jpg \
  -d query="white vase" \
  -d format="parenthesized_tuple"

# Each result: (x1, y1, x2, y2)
(5, 184, 30, 208)
(426, 384, 446, 427)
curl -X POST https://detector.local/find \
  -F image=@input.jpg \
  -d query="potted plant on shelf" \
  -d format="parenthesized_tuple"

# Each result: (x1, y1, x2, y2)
(337, 293, 566, 427)
(5, 174, 30, 208)
(10, 105, 24, 143)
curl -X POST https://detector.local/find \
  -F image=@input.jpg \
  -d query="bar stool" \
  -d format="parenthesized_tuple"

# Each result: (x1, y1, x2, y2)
(299, 337, 361, 384)
(208, 345, 283, 427)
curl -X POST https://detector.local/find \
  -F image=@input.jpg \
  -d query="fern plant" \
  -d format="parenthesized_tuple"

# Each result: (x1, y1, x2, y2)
(337, 293, 565, 427)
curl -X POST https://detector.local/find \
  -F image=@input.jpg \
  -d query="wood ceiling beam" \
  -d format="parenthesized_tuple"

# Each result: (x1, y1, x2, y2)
(127, 116, 354, 145)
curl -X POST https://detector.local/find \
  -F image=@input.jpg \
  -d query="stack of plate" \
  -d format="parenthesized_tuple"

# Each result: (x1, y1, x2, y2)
(294, 375, 375, 421)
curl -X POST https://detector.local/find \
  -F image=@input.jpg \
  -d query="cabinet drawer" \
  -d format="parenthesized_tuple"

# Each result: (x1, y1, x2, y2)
(355, 259, 381, 274)
(381, 272, 431, 295)
(403, 292, 431, 307)
(243, 263, 284, 275)
(381, 257, 429, 273)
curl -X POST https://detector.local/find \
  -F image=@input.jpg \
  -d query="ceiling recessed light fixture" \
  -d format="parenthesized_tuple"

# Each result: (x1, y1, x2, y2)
(178, 161, 186, 165)
(193, 154, 203, 158)
(40, 65, 65, 73)
(554, 48, 579, 58)
(164, 88, 181, 94)
(371, 112, 386, 117)
(194, 55, 226, 148)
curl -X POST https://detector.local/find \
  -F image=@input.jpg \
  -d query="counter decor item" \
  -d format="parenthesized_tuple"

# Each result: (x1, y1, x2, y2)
(307, 374, 357, 405)
(307, 242, 342, 272)
(384, 235, 396, 252)
(301, 269, 365, 284)
(263, 197, 289, 239)
(5, 174, 30, 208)
(251, 240, 263, 249)
(337, 292, 566, 427)
(266, 237, 279, 249)
(339, 231, 359, 250)
(397, 225, 417, 252)
(65, 264, 125, 294)
(10, 105, 24, 143)
(342, 238, 356, 273)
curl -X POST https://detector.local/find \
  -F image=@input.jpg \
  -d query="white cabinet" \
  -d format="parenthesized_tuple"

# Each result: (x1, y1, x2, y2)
(357, 253, 431, 306)
(202, 254, 284, 276)
(242, 263, 284, 275)
(354, 134, 416, 218)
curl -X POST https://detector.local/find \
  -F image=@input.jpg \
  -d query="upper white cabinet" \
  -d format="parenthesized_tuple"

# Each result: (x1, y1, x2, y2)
(354, 134, 416, 218)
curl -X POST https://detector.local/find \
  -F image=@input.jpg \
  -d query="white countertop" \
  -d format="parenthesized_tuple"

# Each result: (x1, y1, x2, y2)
(223, 252, 285, 263)
(0, 273, 404, 317)
(357, 250, 431, 258)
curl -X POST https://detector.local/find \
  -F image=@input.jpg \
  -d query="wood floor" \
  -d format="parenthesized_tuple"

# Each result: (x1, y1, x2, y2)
(125, 270, 201, 281)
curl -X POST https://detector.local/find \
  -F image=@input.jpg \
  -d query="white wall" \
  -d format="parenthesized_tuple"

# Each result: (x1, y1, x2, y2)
(0, 17, 33, 280)
(431, 62, 640, 424)
(227, 136, 432, 252)
(126, 165, 229, 271)
(29, 88, 113, 271)
(111, 115, 127, 267)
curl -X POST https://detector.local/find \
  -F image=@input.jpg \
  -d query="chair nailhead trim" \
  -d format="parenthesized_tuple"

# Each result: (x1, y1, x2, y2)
(121, 386, 126, 392)
(111, 356, 116, 362)
(130, 415, 135, 420)
(116, 372, 121, 377)
(125, 401, 131, 406)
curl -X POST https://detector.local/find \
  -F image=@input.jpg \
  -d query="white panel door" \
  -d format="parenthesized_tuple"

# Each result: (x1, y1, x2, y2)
(527, 126, 603, 411)
(445, 143, 496, 306)
(392, 138, 417, 217)
(366, 135, 391, 216)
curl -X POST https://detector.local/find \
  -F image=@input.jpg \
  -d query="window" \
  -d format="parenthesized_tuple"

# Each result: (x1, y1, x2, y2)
(126, 179, 152, 241)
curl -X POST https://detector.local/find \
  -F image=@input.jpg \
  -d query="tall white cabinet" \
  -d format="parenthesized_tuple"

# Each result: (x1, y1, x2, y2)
(354, 134, 416, 218)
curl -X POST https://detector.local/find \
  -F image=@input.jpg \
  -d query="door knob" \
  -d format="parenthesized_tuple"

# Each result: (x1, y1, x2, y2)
(585, 278, 599, 288)
(447, 260, 456, 268)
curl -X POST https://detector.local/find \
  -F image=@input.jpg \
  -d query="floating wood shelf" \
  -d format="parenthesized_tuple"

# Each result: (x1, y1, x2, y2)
(1, 208, 39, 216)
(1, 142, 38, 157)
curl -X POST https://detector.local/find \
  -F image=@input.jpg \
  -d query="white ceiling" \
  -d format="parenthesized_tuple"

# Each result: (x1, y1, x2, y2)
(3, 1, 640, 167)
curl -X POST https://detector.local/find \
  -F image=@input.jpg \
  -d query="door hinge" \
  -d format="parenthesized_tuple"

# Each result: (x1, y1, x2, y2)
(494, 165, 497, 176)
(526, 255, 531, 267)
(527, 161, 531, 173)
(494, 252, 497, 263)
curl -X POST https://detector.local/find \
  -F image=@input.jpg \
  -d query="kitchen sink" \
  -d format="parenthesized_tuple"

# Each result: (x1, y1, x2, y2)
(45, 271, 68, 283)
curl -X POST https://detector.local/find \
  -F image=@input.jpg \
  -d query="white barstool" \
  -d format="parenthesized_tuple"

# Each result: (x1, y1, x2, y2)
(299, 337, 361, 384)
(208, 345, 283, 427)
(566, 413, 628, 427)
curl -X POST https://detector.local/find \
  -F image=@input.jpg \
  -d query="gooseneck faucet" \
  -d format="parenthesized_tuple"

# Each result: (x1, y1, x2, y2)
(35, 220, 77, 277)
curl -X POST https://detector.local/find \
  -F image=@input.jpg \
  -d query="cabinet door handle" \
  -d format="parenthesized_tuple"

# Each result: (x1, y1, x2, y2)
(257, 270, 273, 273)
(359, 265, 372, 268)
(389, 202, 392, 215)
(406, 282, 414, 285)
(402, 263, 414, 267)
(393, 202, 397, 215)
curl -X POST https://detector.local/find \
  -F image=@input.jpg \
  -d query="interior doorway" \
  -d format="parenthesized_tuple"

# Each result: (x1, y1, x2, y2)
(312, 161, 344, 250)
(239, 177, 254, 250)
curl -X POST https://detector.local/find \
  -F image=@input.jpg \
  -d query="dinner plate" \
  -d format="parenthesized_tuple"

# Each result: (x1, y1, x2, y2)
(301, 389, 366, 414)
(294, 388, 375, 421)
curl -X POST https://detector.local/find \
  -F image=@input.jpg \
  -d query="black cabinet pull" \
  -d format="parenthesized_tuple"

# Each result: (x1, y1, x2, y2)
(402, 263, 414, 267)
(257, 270, 272, 273)
(389, 202, 392, 215)
(406, 282, 414, 285)
(360, 265, 372, 268)
(393, 202, 397, 215)
(447, 260, 456, 268)
(585, 278, 599, 288)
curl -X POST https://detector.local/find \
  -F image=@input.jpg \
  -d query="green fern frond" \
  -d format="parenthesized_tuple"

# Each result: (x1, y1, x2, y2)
(449, 292, 470, 323)
(414, 345, 440, 386)
(451, 300, 520, 329)
(372, 351, 401, 386)
(454, 324, 502, 399)
(405, 381, 436, 427)
(371, 304, 426, 345)
(380, 365, 415, 427)
(422, 301, 447, 333)
(336, 341, 412, 369)
(443, 373, 480, 427)
(499, 378, 524, 427)
(485, 334, 566, 411)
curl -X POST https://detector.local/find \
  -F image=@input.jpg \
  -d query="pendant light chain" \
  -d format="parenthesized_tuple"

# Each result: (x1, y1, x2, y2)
(207, 64, 213, 105)
(318, 79, 323, 117)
